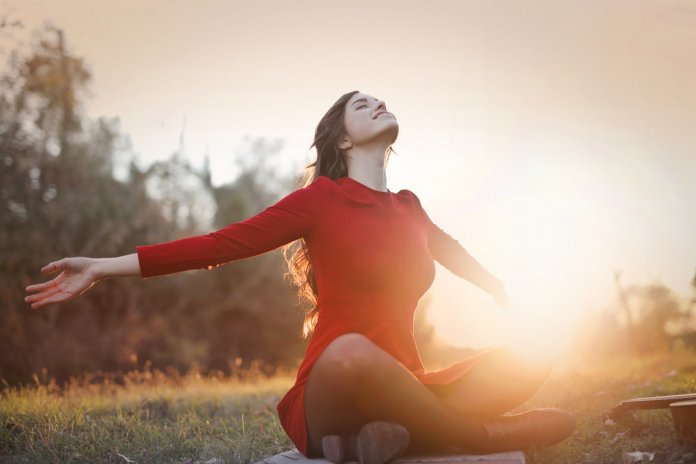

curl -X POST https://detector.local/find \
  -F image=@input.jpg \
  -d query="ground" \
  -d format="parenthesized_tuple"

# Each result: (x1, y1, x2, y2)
(2, 349, 696, 463)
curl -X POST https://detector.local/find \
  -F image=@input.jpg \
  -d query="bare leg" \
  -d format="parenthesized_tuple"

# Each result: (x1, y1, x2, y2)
(426, 347, 553, 417)
(303, 333, 488, 458)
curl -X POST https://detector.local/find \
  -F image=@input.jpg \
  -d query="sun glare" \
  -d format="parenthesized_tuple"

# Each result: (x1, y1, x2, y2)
(428, 156, 606, 359)
(494, 305, 576, 364)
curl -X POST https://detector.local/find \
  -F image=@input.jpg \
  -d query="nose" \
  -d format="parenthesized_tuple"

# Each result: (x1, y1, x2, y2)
(373, 100, 387, 117)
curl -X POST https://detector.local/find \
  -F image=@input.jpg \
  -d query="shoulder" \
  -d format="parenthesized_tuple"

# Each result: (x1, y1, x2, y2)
(311, 175, 337, 189)
(294, 175, 337, 195)
(305, 175, 339, 200)
(272, 175, 336, 210)
(286, 175, 337, 208)
(395, 188, 422, 207)
(395, 189, 431, 221)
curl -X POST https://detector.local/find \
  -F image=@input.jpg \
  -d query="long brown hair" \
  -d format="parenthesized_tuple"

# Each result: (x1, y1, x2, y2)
(281, 90, 397, 339)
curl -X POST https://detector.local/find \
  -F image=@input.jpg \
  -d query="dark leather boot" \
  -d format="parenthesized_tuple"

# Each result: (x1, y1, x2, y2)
(479, 408, 576, 453)
(322, 421, 410, 464)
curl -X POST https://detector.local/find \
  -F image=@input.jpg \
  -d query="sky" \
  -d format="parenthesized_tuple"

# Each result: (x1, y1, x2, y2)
(4, 0, 695, 354)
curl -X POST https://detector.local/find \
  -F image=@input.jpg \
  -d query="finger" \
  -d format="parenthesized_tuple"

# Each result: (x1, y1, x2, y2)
(26, 279, 58, 294)
(41, 259, 66, 275)
(26, 288, 62, 305)
(30, 291, 68, 310)
(25, 286, 61, 303)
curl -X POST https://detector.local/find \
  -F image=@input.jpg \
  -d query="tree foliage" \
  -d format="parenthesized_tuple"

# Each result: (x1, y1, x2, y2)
(571, 270, 696, 358)
(0, 24, 444, 387)
(0, 25, 307, 386)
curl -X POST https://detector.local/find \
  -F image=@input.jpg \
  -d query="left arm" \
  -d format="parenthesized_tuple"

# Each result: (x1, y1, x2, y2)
(407, 190, 506, 298)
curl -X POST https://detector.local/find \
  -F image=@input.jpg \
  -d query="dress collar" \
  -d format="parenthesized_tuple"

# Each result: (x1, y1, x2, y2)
(339, 176, 392, 195)
(335, 176, 414, 209)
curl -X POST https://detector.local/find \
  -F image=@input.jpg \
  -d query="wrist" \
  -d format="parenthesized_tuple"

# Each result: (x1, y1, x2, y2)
(88, 257, 109, 281)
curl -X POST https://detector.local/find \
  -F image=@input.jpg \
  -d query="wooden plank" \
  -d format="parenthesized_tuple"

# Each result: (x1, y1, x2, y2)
(621, 393, 696, 410)
(254, 448, 526, 464)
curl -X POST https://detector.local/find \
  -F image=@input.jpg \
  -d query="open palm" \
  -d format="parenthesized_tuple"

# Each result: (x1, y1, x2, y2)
(25, 257, 100, 310)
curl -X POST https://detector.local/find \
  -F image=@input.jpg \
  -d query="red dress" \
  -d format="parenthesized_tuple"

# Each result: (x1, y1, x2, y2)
(136, 175, 502, 457)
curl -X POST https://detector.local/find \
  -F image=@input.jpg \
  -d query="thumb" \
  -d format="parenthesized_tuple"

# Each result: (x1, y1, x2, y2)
(42, 258, 67, 275)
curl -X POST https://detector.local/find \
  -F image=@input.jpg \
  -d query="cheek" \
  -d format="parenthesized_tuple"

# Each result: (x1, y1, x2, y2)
(342, 114, 356, 137)
(345, 115, 374, 139)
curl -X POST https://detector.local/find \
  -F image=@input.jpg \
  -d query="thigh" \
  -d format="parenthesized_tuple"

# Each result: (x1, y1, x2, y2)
(433, 347, 553, 417)
(303, 333, 376, 457)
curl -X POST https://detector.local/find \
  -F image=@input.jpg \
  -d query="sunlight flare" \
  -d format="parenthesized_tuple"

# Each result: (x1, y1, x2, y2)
(495, 304, 575, 365)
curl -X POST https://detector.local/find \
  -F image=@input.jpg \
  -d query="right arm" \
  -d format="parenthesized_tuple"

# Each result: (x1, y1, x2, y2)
(25, 176, 335, 309)
(134, 175, 334, 278)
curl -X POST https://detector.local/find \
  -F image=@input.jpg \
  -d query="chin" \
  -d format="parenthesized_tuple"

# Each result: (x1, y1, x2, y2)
(385, 124, 399, 144)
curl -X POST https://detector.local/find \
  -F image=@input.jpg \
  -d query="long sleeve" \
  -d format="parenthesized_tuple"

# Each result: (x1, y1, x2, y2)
(136, 176, 335, 278)
(405, 190, 502, 295)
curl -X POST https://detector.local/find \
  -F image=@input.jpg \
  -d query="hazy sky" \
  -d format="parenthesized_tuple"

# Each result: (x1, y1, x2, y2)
(5, 0, 695, 352)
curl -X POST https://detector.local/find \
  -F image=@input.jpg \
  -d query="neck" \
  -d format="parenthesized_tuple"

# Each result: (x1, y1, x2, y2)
(345, 141, 390, 192)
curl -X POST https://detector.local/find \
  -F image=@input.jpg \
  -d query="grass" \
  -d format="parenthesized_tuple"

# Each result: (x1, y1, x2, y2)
(520, 347, 696, 463)
(2, 350, 696, 463)
(0, 363, 297, 464)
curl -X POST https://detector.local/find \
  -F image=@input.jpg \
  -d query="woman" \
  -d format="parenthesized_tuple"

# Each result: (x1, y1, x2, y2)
(25, 91, 575, 463)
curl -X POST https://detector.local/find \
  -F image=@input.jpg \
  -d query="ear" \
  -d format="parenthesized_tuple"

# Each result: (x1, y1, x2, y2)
(337, 135, 353, 150)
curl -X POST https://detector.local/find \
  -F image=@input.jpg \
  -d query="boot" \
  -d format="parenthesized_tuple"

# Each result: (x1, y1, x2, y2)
(478, 408, 576, 453)
(322, 420, 410, 464)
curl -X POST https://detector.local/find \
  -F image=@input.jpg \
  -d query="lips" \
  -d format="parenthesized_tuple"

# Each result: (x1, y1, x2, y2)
(374, 111, 393, 119)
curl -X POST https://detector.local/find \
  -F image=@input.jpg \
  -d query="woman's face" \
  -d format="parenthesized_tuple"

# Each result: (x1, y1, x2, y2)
(341, 92, 399, 149)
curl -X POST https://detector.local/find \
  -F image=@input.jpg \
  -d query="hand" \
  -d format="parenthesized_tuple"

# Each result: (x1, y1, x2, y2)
(492, 289, 510, 309)
(25, 257, 101, 310)
(490, 280, 511, 310)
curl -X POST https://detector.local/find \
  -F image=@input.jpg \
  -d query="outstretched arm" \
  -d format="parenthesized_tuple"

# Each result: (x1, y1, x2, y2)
(426, 217, 502, 294)
(25, 176, 335, 309)
(135, 176, 335, 278)
(407, 190, 508, 305)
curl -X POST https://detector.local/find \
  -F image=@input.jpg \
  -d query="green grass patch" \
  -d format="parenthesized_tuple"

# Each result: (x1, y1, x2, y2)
(1, 365, 296, 463)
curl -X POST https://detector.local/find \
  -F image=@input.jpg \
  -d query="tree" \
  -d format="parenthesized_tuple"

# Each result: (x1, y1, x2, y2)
(0, 24, 311, 385)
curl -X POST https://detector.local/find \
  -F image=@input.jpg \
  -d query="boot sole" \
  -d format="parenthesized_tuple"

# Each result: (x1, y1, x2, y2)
(322, 421, 410, 464)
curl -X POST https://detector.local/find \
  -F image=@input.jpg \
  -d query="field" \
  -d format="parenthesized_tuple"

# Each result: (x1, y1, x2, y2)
(2, 350, 696, 464)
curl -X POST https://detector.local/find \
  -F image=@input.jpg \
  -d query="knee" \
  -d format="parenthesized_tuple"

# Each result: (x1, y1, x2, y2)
(321, 333, 381, 379)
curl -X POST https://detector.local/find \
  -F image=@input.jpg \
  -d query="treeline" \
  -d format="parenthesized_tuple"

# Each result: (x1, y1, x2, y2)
(2, 23, 693, 388)
(571, 271, 696, 359)
(0, 24, 447, 387)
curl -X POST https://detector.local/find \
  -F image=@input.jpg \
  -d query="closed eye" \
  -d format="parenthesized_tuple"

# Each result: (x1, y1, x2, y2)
(353, 97, 378, 111)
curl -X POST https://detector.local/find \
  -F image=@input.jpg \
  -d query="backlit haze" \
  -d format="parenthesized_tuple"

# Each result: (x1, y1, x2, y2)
(7, 0, 695, 358)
